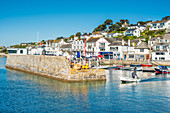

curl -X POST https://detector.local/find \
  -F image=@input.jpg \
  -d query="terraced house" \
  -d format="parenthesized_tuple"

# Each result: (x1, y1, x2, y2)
(149, 20, 170, 31)
(151, 32, 170, 61)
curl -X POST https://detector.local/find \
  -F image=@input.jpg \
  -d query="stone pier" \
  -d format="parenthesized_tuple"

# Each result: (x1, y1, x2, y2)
(6, 55, 106, 82)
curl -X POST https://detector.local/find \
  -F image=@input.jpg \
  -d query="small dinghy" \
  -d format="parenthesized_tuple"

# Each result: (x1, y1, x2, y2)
(120, 77, 141, 83)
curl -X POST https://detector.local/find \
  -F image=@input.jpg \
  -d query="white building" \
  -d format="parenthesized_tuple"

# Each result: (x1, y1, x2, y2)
(134, 42, 150, 61)
(149, 20, 170, 31)
(29, 46, 45, 55)
(128, 24, 146, 32)
(151, 33, 170, 61)
(7, 48, 28, 55)
(124, 29, 141, 37)
(45, 39, 65, 56)
(72, 39, 84, 58)
(122, 39, 142, 60)
(86, 37, 127, 59)
(106, 33, 123, 38)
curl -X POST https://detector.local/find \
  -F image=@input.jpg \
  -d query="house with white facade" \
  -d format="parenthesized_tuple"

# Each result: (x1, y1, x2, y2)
(72, 39, 84, 58)
(151, 33, 170, 61)
(134, 42, 150, 61)
(108, 39, 128, 60)
(106, 33, 123, 38)
(28, 45, 45, 55)
(7, 48, 28, 55)
(122, 39, 143, 60)
(128, 24, 146, 32)
(149, 20, 170, 31)
(86, 37, 127, 59)
(124, 29, 141, 37)
(45, 39, 65, 56)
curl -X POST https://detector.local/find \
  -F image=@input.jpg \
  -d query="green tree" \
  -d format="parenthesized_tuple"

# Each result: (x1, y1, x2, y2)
(137, 21, 146, 25)
(162, 16, 170, 20)
(69, 35, 74, 39)
(104, 19, 113, 32)
(64, 38, 68, 42)
(76, 32, 81, 37)
(104, 19, 113, 26)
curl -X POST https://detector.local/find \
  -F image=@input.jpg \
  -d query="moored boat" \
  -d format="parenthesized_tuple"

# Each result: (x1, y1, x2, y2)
(130, 64, 141, 67)
(141, 64, 152, 67)
(108, 66, 119, 70)
(92, 66, 109, 69)
(122, 67, 134, 71)
(142, 68, 155, 72)
(155, 67, 170, 74)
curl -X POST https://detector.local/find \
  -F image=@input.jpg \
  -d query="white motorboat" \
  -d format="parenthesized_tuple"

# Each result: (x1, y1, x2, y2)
(92, 66, 109, 69)
(120, 77, 141, 83)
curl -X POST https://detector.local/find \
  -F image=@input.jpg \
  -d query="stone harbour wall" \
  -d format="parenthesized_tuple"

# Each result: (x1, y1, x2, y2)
(6, 55, 106, 82)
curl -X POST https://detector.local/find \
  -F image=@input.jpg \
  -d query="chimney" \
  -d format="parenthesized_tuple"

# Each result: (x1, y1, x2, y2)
(122, 39, 125, 46)
(128, 39, 130, 46)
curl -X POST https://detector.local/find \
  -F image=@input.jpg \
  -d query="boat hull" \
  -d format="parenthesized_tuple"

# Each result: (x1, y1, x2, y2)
(141, 64, 152, 67)
(130, 64, 141, 67)
(155, 68, 170, 74)
(120, 77, 141, 83)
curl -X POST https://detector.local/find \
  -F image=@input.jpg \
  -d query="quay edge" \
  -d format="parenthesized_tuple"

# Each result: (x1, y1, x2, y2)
(5, 55, 106, 82)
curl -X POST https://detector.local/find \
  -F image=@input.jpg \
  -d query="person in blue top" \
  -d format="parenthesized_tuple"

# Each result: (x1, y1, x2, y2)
(132, 68, 138, 79)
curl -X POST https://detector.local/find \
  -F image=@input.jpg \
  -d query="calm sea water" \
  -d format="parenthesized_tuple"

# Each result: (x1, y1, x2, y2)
(0, 57, 170, 112)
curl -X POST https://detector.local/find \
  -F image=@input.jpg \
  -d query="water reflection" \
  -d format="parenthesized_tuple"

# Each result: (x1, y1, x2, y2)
(6, 69, 106, 97)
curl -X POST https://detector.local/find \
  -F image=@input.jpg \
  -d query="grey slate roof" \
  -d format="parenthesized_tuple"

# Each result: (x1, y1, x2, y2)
(105, 37, 122, 43)
(150, 37, 163, 41)
(60, 44, 72, 48)
(163, 33, 170, 40)
(126, 29, 136, 32)
(153, 42, 170, 46)
(86, 38, 100, 42)
(108, 42, 122, 46)
(135, 42, 149, 49)
(131, 39, 140, 44)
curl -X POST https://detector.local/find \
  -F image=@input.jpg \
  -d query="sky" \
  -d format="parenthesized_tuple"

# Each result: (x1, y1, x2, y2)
(0, 0, 170, 47)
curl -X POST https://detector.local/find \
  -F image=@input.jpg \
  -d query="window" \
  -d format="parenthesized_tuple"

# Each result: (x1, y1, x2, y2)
(155, 57, 157, 60)
(8, 50, 17, 53)
(129, 54, 134, 58)
(140, 55, 144, 58)
(153, 24, 157, 26)
(156, 52, 165, 55)
(160, 23, 164, 26)
(140, 49, 144, 52)
(20, 50, 23, 54)
(159, 40, 162, 43)
(156, 46, 160, 50)
(165, 40, 168, 42)
(163, 46, 167, 50)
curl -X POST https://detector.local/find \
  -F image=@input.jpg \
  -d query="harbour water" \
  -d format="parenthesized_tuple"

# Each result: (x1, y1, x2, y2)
(0, 57, 170, 112)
